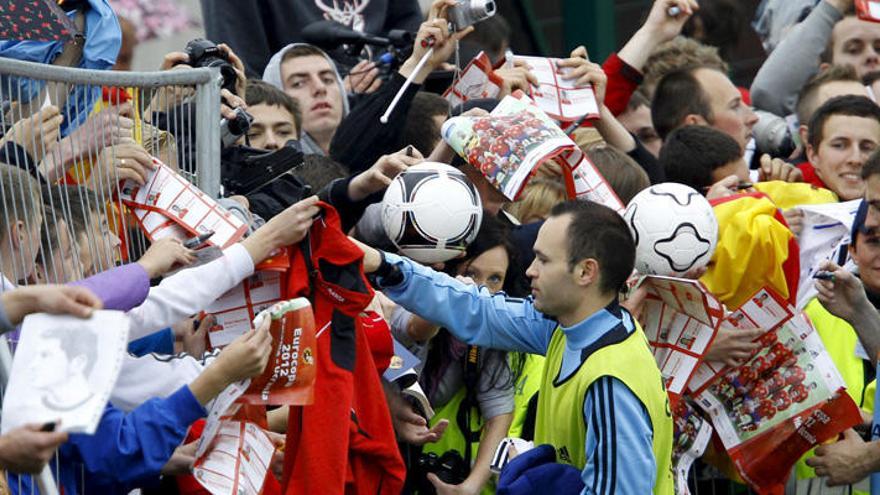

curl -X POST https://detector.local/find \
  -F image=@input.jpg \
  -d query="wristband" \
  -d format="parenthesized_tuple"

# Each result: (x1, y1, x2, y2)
(369, 251, 404, 288)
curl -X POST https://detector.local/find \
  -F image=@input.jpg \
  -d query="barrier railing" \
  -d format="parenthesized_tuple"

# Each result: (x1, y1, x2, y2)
(0, 56, 223, 494)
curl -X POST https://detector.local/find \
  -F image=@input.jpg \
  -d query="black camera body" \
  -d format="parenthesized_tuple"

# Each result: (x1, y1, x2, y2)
(184, 38, 238, 95)
(221, 140, 311, 220)
(221, 140, 306, 196)
(413, 450, 469, 493)
(220, 107, 254, 148)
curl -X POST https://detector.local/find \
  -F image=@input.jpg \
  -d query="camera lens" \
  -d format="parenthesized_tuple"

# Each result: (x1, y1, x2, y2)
(228, 115, 248, 135)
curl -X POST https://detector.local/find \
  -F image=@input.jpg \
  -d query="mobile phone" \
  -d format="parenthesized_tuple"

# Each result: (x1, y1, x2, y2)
(183, 231, 215, 249)
(856, 0, 880, 23)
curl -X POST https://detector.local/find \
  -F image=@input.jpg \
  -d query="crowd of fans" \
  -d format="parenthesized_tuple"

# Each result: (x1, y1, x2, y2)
(5, 0, 880, 493)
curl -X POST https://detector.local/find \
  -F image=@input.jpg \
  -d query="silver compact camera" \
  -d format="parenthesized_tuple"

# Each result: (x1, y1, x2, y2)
(752, 110, 796, 159)
(448, 0, 496, 31)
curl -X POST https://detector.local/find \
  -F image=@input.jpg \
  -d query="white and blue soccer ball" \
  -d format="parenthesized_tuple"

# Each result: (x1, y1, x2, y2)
(382, 162, 483, 264)
(623, 182, 719, 276)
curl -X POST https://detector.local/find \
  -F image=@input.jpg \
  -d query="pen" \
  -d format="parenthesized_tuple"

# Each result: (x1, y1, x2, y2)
(184, 231, 215, 249)
(813, 271, 836, 282)
(701, 182, 754, 192)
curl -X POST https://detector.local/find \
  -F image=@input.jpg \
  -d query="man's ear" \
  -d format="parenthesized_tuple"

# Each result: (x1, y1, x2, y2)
(805, 141, 822, 179)
(574, 258, 600, 287)
(683, 114, 709, 127)
(798, 125, 809, 150)
(9, 220, 25, 250)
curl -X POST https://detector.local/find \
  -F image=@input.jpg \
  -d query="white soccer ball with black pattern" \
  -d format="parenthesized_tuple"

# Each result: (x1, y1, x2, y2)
(382, 162, 483, 264)
(623, 182, 719, 276)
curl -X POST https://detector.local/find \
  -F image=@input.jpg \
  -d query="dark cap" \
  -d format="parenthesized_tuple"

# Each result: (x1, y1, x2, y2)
(852, 199, 870, 242)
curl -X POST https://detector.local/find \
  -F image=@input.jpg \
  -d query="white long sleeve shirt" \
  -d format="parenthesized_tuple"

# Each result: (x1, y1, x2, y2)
(126, 243, 254, 342)
(111, 243, 255, 411)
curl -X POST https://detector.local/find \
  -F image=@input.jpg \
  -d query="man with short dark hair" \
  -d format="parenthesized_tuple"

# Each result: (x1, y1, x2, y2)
(356, 200, 673, 494)
(792, 66, 871, 187)
(404, 92, 450, 157)
(659, 125, 747, 191)
(752, 0, 880, 116)
(806, 95, 880, 200)
(652, 66, 758, 152)
(263, 44, 348, 155)
(244, 79, 301, 150)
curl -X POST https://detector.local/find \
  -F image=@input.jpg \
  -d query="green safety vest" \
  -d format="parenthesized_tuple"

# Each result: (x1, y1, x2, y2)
(421, 388, 496, 495)
(423, 387, 483, 460)
(796, 299, 875, 489)
(508, 353, 545, 439)
(534, 324, 674, 495)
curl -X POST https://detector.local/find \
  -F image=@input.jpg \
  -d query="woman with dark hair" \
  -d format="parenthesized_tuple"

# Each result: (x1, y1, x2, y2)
(392, 214, 520, 494)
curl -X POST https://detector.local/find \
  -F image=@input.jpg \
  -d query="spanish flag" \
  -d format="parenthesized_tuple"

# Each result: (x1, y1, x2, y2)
(700, 191, 801, 310)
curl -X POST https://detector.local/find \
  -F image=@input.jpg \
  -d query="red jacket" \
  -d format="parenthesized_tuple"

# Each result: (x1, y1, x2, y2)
(282, 203, 405, 495)
(796, 161, 827, 189)
(603, 52, 643, 116)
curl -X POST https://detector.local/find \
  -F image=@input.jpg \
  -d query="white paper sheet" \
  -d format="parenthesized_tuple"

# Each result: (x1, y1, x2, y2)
(1, 311, 129, 435)
(193, 420, 275, 495)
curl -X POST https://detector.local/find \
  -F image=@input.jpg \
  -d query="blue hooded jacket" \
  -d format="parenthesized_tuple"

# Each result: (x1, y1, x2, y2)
(0, 0, 120, 136)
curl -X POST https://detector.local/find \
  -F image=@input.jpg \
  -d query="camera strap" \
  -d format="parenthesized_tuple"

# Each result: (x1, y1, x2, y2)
(456, 345, 482, 468)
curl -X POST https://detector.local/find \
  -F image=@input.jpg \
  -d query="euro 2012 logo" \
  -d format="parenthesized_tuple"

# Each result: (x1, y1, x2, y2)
(303, 347, 314, 365)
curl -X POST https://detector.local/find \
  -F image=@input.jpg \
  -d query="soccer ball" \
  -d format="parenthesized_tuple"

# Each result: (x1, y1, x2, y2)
(382, 162, 483, 264)
(623, 183, 718, 276)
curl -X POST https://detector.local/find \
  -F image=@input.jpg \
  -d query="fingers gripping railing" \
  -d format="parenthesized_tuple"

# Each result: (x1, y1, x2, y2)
(0, 56, 222, 494)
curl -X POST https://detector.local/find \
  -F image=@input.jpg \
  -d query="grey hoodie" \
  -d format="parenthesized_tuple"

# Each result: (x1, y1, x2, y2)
(262, 43, 351, 156)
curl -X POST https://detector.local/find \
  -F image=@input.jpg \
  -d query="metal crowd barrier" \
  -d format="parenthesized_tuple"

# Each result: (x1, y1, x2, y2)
(0, 55, 223, 494)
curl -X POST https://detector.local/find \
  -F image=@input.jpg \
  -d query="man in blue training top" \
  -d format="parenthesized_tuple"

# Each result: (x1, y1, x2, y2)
(357, 200, 673, 495)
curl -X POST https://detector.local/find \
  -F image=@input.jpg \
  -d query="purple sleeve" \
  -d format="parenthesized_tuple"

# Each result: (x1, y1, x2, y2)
(5, 263, 150, 347)
(70, 263, 150, 311)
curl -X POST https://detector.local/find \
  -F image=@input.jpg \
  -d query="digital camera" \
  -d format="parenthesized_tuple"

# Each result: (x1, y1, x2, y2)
(412, 450, 469, 493)
(752, 110, 797, 159)
(221, 140, 306, 197)
(184, 38, 238, 94)
(220, 107, 254, 148)
(448, 0, 496, 31)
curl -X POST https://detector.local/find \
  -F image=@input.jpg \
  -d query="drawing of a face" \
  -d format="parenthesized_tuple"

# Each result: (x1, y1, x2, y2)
(29, 327, 99, 411)
(28, 328, 98, 390)
(29, 337, 70, 389)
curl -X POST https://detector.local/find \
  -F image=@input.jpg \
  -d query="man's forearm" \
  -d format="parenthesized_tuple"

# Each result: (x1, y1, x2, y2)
(378, 253, 554, 354)
(749, 1, 842, 115)
(864, 441, 880, 475)
(240, 225, 280, 265)
(616, 28, 660, 74)
(594, 106, 636, 153)
(188, 364, 229, 406)
(465, 413, 513, 492)
(850, 303, 880, 366)
(126, 244, 254, 341)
